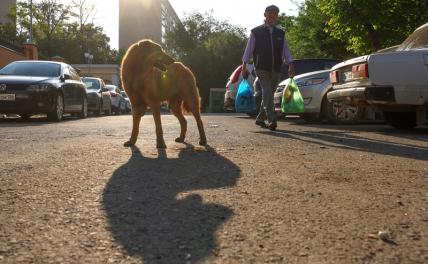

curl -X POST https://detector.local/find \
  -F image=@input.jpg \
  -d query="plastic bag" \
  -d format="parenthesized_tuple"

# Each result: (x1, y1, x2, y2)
(281, 78, 305, 113)
(235, 79, 256, 113)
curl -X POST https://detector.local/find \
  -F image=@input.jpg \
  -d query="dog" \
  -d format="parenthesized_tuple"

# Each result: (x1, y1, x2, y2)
(121, 39, 207, 148)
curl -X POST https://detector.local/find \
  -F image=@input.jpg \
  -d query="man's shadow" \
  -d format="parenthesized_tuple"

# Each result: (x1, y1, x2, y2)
(102, 146, 240, 263)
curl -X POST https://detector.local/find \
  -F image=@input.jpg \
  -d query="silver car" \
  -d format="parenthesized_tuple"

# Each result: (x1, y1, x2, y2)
(274, 70, 364, 123)
(82, 77, 112, 115)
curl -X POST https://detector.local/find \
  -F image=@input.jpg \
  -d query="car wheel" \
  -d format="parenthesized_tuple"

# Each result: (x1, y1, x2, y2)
(325, 99, 363, 124)
(78, 96, 88, 118)
(383, 111, 416, 129)
(47, 93, 64, 122)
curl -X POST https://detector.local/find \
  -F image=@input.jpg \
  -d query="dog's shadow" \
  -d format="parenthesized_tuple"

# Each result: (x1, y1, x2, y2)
(102, 145, 240, 263)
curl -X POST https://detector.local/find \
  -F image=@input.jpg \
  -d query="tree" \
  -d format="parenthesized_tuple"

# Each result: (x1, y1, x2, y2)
(279, 1, 355, 60)
(317, 0, 428, 55)
(164, 11, 247, 109)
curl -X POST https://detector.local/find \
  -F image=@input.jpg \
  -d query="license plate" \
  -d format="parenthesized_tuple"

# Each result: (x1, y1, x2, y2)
(0, 94, 15, 101)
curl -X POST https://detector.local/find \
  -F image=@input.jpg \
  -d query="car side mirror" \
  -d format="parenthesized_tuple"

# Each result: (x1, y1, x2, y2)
(101, 87, 109, 92)
(61, 74, 72, 82)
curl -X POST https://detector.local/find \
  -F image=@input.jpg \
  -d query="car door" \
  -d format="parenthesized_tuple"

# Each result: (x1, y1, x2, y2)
(69, 66, 85, 111)
(61, 66, 75, 112)
(100, 80, 110, 110)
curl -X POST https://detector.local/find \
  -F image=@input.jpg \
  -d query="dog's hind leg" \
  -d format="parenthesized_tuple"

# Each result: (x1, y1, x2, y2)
(150, 104, 167, 149)
(193, 111, 207, 146)
(184, 100, 207, 146)
(170, 98, 187, 143)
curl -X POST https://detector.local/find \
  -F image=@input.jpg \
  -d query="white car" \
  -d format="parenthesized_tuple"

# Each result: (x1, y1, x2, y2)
(106, 84, 122, 114)
(327, 23, 428, 128)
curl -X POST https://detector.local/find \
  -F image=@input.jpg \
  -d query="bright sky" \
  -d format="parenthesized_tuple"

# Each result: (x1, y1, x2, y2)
(62, 0, 301, 50)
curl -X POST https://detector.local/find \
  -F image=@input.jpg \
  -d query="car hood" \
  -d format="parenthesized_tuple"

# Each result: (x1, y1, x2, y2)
(86, 89, 99, 94)
(0, 75, 57, 85)
(331, 55, 368, 70)
(278, 69, 330, 86)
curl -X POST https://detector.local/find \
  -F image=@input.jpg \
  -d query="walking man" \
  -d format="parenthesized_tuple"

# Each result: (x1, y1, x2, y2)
(242, 4, 294, 131)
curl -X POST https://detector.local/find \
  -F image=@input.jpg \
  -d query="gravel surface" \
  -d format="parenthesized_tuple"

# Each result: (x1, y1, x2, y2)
(0, 114, 427, 263)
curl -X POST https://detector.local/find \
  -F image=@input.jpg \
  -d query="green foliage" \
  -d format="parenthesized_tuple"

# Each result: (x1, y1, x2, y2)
(317, 0, 428, 55)
(163, 11, 247, 108)
(279, 1, 356, 60)
(0, 0, 116, 63)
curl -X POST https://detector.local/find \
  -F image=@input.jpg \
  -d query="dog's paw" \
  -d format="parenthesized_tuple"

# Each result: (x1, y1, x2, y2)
(123, 140, 135, 147)
(199, 138, 207, 146)
(175, 137, 185, 143)
(156, 139, 167, 149)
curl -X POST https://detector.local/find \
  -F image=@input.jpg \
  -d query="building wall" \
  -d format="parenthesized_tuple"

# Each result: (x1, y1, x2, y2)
(0, 46, 26, 68)
(72, 64, 121, 87)
(0, 0, 16, 24)
(119, 0, 181, 50)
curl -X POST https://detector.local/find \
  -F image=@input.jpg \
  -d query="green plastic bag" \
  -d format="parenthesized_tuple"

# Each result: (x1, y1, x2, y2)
(281, 78, 305, 113)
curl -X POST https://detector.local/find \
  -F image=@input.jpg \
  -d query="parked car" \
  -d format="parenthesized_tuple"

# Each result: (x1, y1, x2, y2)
(81, 77, 112, 115)
(225, 59, 341, 118)
(106, 84, 124, 114)
(120, 91, 131, 113)
(273, 59, 341, 120)
(327, 23, 428, 128)
(0, 60, 87, 121)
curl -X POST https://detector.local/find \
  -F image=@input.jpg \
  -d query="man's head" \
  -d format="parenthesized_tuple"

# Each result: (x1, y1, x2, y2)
(264, 5, 279, 26)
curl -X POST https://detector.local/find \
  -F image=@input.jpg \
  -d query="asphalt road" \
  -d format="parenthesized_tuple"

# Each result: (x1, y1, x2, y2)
(0, 114, 427, 263)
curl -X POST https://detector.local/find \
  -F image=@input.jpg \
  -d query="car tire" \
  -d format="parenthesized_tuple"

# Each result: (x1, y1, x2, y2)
(325, 99, 363, 124)
(78, 96, 88, 118)
(383, 111, 416, 129)
(47, 93, 64, 122)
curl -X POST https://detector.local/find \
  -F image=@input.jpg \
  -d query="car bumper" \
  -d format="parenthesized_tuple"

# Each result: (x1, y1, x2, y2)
(327, 86, 395, 105)
(0, 92, 55, 114)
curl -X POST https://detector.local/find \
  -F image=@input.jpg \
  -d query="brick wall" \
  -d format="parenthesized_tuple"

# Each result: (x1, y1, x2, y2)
(0, 45, 26, 68)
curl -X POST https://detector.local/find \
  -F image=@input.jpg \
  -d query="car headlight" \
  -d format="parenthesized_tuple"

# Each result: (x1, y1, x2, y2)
(296, 78, 327, 87)
(276, 85, 285, 93)
(27, 84, 53, 92)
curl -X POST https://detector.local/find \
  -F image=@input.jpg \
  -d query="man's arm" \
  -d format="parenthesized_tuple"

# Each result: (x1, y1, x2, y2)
(242, 32, 255, 76)
(282, 35, 295, 77)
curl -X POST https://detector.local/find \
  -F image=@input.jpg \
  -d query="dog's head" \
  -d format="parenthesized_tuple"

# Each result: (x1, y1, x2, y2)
(136, 39, 175, 72)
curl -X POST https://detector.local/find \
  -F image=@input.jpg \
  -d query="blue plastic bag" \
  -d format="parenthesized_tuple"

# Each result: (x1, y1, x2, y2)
(235, 79, 256, 113)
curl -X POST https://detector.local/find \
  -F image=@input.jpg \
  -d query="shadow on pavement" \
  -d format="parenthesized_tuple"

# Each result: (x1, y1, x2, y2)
(255, 129, 428, 161)
(102, 145, 240, 263)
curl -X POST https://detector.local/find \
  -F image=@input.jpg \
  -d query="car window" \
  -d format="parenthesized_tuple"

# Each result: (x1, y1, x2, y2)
(82, 78, 100, 89)
(280, 59, 340, 80)
(397, 23, 428, 51)
(69, 67, 81, 81)
(0, 61, 61, 77)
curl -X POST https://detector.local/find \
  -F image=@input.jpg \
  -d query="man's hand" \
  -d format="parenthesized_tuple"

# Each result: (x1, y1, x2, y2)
(288, 62, 295, 78)
(242, 63, 249, 79)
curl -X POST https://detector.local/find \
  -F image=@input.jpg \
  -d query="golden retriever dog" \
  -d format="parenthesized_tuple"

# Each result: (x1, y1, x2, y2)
(121, 39, 207, 148)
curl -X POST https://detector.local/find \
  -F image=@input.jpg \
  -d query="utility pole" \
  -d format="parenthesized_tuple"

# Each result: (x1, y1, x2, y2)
(29, 0, 33, 43)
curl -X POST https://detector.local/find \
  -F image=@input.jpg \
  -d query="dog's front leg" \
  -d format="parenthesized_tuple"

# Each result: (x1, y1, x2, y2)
(124, 114, 142, 147)
(152, 106, 167, 149)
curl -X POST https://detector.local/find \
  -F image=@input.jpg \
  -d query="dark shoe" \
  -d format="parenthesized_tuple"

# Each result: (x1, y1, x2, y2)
(255, 120, 268, 128)
(268, 121, 277, 131)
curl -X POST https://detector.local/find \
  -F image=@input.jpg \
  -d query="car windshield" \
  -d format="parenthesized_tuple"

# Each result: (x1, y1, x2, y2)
(0, 61, 61, 77)
(82, 78, 100, 90)
(397, 23, 428, 51)
(106, 86, 116, 91)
